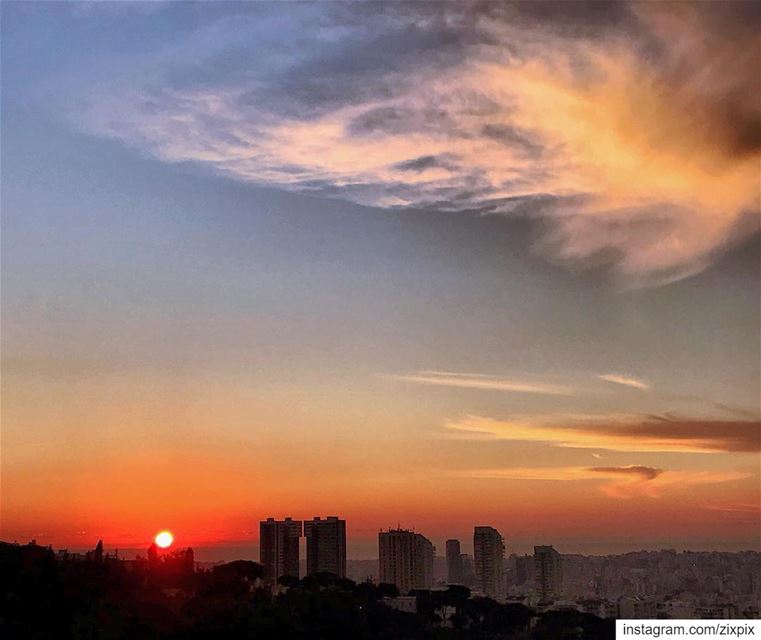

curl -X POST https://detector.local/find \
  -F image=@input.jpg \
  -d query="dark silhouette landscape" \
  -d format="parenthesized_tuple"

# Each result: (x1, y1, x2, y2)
(0, 541, 614, 640)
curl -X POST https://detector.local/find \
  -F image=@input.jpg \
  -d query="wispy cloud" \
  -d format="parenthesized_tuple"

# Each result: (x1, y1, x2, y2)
(447, 414, 761, 453)
(598, 373, 650, 390)
(712, 403, 761, 421)
(461, 465, 750, 498)
(69, 2, 760, 287)
(703, 503, 761, 515)
(390, 371, 574, 396)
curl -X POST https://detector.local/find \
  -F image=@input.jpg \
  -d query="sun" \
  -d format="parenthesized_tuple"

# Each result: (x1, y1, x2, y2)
(154, 530, 174, 549)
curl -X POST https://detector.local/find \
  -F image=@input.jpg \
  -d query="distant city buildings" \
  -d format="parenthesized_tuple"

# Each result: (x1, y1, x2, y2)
(378, 528, 435, 594)
(445, 539, 462, 585)
(460, 553, 476, 587)
(515, 553, 534, 587)
(9, 535, 761, 621)
(304, 516, 346, 578)
(618, 595, 656, 619)
(534, 545, 563, 601)
(253, 517, 760, 623)
(473, 526, 505, 600)
(5, 540, 760, 627)
(260, 517, 302, 580)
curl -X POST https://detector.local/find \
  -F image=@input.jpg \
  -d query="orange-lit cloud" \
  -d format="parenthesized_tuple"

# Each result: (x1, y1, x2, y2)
(460, 465, 750, 499)
(390, 370, 574, 396)
(447, 414, 761, 453)
(77, 2, 760, 286)
(598, 373, 650, 391)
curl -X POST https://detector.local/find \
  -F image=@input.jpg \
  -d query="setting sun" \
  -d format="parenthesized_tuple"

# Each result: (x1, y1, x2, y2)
(154, 530, 174, 549)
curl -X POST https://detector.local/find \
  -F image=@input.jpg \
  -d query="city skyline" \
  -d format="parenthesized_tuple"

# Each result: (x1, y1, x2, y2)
(6, 538, 759, 624)
(10, 528, 761, 618)
(2, 1, 760, 558)
(12, 513, 758, 565)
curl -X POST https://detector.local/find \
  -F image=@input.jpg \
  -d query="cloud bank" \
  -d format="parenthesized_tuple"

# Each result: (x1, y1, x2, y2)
(447, 414, 761, 453)
(73, 1, 760, 286)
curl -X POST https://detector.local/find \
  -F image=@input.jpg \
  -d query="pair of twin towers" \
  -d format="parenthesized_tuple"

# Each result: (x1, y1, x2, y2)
(259, 516, 346, 580)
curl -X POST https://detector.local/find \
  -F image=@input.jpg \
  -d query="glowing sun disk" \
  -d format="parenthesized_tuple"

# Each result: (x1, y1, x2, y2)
(155, 530, 174, 548)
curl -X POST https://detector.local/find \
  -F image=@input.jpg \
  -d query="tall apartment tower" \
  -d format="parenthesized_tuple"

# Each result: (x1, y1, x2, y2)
(515, 554, 534, 586)
(378, 529, 435, 594)
(534, 545, 563, 601)
(446, 539, 463, 584)
(460, 553, 475, 587)
(259, 517, 302, 580)
(304, 516, 347, 578)
(473, 526, 506, 600)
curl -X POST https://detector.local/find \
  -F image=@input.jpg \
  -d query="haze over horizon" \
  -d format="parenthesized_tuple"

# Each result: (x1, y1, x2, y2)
(1, 2, 759, 556)
(51, 537, 761, 566)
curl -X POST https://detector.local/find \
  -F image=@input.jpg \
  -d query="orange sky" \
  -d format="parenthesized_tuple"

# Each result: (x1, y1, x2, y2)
(3, 370, 759, 555)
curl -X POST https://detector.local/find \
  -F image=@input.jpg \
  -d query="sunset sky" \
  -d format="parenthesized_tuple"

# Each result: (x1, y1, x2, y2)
(2, 1, 759, 559)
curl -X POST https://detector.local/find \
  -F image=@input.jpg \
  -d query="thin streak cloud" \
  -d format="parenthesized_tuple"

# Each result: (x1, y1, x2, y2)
(703, 503, 761, 514)
(461, 466, 750, 499)
(598, 373, 650, 390)
(391, 371, 574, 396)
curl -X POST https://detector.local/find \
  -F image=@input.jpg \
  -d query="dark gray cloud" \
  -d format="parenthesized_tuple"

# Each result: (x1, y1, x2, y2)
(619, 418, 761, 453)
(393, 154, 458, 173)
(346, 106, 457, 137)
(588, 466, 662, 480)
(468, 0, 639, 37)
(449, 414, 761, 453)
(482, 124, 544, 158)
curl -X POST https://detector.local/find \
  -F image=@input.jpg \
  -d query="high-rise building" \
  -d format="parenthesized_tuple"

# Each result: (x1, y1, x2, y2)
(446, 539, 463, 584)
(304, 516, 346, 578)
(473, 526, 505, 599)
(515, 554, 534, 586)
(378, 529, 435, 594)
(260, 517, 302, 580)
(534, 545, 563, 601)
(460, 553, 475, 587)
(420, 535, 434, 589)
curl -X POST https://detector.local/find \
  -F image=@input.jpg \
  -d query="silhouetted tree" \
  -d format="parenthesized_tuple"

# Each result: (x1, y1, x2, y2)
(277, 574, 299, 589)
(376, 582, 400, 598)
(211, 559, 263, 582)
(0, 542, 620, 640)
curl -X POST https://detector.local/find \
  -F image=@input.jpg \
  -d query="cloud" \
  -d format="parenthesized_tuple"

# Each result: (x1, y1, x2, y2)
(598, 373, 650, 390)
(703, 503, 761, 514)
(590, 465, 662, 480)
(711, 403, 761, 421)
(70, 1, 760, 286)
(390, 370, 574, 396)
(461, 465, 749, 498)
(447, 414, 761, 453)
